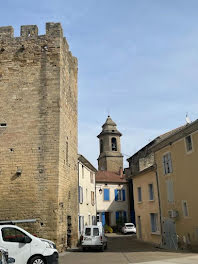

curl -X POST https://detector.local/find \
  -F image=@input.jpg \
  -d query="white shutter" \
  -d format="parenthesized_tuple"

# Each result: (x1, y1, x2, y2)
(166, 179, 174, 202)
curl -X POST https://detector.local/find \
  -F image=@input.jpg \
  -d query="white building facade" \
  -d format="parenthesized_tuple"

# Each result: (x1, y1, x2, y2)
(96, 178, 129, 227)
(78, 154, 97, 236)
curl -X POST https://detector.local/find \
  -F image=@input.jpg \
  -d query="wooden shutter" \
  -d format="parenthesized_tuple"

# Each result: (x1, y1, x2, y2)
(115, 189, 118, 201)
(122, 189, 126, 201)
(104, 189, 109, 201)
(102, 212, 105, 226)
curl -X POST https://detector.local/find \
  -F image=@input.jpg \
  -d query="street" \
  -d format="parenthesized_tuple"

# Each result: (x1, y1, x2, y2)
(60, 234, 198, 264)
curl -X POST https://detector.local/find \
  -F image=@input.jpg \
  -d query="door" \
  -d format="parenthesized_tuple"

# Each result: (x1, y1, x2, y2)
(137, 216, 142, 239)
(105, 212, 110, 226)
(1, 226, 31, 264)
(162, 218, 178, 250)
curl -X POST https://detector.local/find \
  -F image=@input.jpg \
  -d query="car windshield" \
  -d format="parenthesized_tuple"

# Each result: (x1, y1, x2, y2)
(93, 228, 99, 236)
(85, 228, 91, 236)
(125, 224, 134, 227)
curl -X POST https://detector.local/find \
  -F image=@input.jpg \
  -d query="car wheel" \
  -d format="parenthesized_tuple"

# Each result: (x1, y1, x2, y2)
(29, 256, 45, 264)
(104, 243, 107, 250)
(100, 245, 104, 252)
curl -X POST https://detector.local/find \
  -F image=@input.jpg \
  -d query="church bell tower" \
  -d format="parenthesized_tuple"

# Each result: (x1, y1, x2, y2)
(97, 116, 123, 173)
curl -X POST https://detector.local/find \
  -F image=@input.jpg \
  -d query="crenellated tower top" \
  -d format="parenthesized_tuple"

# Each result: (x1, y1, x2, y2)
(0, 22, 63, 40)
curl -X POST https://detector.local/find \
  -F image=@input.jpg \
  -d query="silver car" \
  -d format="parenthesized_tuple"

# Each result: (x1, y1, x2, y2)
(122, 223, 136, 234)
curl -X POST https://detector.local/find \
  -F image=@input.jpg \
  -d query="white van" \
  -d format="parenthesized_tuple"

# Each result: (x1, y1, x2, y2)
(0, 225, 58, 264)
(81, 224, 107, 251)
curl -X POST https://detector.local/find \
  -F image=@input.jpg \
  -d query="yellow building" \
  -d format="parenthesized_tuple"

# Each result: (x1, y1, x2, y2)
(127, 120, 198, 250)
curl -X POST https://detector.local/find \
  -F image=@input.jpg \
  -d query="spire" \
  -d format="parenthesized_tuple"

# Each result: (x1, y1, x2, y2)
(97, 115, 122, 138)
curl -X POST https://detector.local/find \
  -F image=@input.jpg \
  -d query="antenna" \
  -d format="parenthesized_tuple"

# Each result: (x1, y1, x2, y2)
(185, 113, 191, 124)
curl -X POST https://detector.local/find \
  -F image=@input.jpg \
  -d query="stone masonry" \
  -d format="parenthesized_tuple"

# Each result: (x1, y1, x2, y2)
(0, 22, 78, 251)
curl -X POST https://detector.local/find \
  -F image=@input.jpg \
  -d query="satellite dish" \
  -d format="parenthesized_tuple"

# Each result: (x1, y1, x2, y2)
(185, 113, 191, 124)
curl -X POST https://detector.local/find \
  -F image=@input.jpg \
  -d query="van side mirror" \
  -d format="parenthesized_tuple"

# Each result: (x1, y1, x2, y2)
(8, 258, 15, 263)
(22, 236, 32, 243)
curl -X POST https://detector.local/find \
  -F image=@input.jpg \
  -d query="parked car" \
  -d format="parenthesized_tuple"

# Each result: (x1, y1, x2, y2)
(121, 223, 136, 234)
(81, 224, 107, 251)
(0, 247, 15, 264)
(0, 225, 58, 264)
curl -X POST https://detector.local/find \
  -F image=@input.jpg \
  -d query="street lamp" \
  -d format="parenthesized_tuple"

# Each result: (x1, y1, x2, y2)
(99, 188, 102, 195)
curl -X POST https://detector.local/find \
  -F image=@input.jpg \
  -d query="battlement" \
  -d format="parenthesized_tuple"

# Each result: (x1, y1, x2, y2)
(0, 22, 63, 39)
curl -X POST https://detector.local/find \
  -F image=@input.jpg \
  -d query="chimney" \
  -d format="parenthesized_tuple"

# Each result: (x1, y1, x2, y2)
(119, 167, 123, 179)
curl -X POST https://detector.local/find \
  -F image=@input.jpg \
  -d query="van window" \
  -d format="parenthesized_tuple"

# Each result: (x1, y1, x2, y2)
(2, 227, 27, 243)
(85, 228, 91, 236)
(93, 228, 99, 236)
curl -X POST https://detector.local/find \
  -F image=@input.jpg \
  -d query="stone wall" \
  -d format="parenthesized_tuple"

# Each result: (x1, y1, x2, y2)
(0, 22, 78, 251)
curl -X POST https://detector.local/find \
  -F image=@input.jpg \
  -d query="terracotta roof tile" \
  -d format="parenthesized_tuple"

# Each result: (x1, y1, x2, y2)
(96, 170, 127, 183)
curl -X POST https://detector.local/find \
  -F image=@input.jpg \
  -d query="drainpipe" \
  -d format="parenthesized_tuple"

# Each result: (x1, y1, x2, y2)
(155, 162, 163, 247)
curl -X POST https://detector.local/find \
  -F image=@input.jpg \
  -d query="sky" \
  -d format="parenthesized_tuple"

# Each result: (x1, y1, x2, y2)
(1, 0, 198, 168)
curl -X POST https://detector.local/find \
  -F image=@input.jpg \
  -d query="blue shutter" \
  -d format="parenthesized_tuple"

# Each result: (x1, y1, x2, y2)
(123, 211, 127, 222)
(115, 189, 118, 201)
(116, 211, 119, 224)
(122, 189, 125, 201)
(102, 212, 105, 226)
(104, 189, 109, 201)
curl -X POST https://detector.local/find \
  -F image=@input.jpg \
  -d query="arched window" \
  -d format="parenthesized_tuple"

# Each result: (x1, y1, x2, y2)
(111, 137, 117, 151)
(100, 139, 103, 153)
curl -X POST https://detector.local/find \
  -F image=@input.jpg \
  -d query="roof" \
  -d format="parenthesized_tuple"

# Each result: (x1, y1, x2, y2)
(78, 154, 97, 173)
(127, 122, 195, 161)
(97, 115, 122, 138)
(102, 116, 116, 127)
(96, 170, 127, 183)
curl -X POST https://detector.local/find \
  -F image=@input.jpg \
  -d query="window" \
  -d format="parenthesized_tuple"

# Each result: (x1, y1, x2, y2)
(111, 137, 117, 151)
(79, 186, 83, 204)
(148, 184, 154, 201)
(163, 152, 173, 174)
(185, 135, 193, 152)
(92, 216, 96, 225)
(115, 189, 125, 201)
(116, 211, 127, 224)
(90, 172, 94, 183)
(93, 228, 99, 236)
(117, 190, 122, 201)
(100, 139, 103, 153)
(85, 228, 91, 236)
(166, 179, 174, 202)
(91, 191, 95, 205)
(79, 216, 84, 234)
(82, 165, 84, 178)
(2, 227, 30, 243)
(104, 189, 110, 201)
(137, 187, 142, 202)
(150, 213, 159, 233)
(182, 200, 189, 217)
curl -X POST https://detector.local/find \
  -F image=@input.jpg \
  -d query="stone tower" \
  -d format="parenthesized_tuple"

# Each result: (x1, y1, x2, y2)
(97, 116, 123, 173)
(0, 23, 78, 250)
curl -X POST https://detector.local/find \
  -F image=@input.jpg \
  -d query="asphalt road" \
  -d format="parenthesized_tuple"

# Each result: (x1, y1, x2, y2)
(59, 234, 198, 264)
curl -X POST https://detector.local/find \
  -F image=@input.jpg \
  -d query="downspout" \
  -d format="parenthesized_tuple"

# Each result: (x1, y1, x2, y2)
(155, 155, 163, 248)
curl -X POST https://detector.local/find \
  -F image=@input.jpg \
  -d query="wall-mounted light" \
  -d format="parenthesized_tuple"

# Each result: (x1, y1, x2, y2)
(99, 188, 102, 195)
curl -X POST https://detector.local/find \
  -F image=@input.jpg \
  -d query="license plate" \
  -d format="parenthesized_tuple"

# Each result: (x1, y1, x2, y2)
(84, 237, 91, 241)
